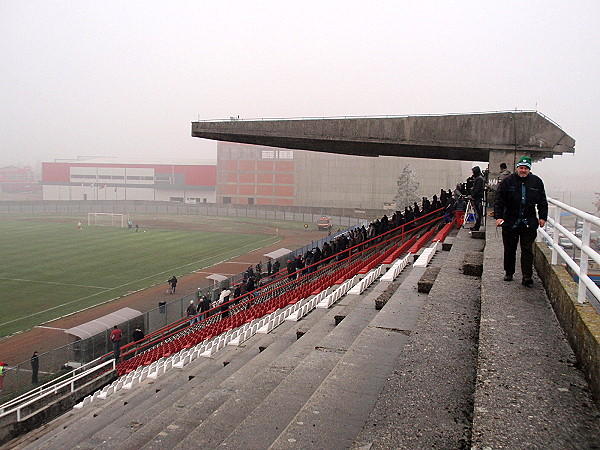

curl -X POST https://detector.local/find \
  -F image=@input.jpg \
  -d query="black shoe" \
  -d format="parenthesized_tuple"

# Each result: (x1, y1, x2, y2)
(470, 227, 480, 231)
(504, 274, 513, 281)
(522, 277, 533, 287)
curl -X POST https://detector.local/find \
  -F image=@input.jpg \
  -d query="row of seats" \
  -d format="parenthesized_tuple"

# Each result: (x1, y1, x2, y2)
(116, 252, 384, 376)
(114, 223, 443, 377)
(433, 217, 457, 243)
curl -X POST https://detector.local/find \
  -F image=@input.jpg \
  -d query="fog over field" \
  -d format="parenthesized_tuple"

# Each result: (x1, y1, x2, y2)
(1, 1, 598, 210)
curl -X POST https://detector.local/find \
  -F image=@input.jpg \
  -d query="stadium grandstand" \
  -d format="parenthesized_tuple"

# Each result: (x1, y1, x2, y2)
(2, 187, 599, 448)
(0, 192, 456, 445)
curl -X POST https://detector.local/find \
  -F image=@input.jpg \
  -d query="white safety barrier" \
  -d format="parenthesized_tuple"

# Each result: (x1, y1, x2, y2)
(413, 242, 439, 268)
(538, 198, 600, 305)
(348, 266, 384, 295)
(380, 254, 411, 281)
(317, 275, 359, 309)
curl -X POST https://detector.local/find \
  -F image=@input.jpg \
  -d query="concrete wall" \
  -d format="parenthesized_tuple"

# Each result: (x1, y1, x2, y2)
(294, 151, 464, 210)
(534, 243, 600, 402)
(217, 143, 465, 210)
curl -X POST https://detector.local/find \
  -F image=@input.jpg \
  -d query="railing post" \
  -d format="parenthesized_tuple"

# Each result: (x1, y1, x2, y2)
(578, 222, 591, 304)
(552, 205, 560, 265)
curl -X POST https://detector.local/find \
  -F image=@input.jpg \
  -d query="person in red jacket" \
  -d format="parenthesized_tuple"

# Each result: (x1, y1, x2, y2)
(110, 325, 122, 361)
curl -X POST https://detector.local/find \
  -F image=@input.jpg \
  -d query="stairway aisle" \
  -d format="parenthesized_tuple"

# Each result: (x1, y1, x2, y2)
(471, 227, 600, 448)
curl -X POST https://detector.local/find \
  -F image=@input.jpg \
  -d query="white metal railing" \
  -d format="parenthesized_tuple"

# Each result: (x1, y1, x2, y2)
(0, 358, 115, 422)
(537, 198, 600, 304)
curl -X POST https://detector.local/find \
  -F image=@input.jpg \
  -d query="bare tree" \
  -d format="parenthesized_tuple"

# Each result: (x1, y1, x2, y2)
(393, 164, 420, 210)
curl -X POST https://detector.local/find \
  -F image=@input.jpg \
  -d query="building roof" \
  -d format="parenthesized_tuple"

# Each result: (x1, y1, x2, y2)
(49, 157, 216, 166)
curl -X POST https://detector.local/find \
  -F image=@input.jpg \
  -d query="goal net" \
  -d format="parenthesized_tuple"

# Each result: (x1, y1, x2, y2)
(87, 212, 129, 228)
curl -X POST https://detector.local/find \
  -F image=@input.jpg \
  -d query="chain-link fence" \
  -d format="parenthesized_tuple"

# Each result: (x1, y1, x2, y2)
(0, 200, 383, 228)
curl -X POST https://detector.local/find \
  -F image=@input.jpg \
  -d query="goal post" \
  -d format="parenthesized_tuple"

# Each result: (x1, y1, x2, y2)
(87, 212, 129, 228)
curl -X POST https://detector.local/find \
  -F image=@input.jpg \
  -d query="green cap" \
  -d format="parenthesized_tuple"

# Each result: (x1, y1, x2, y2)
(516, 156, 532, 169)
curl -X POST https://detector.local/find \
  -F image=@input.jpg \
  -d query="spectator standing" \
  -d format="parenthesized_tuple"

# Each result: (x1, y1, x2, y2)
(132, 327, 144, 342)
(167, 276, 177, 294)
(255, 261, 262, 278)
(186, 300, 198, 325)
(31, 351, 39, 384)
(498, 162, 511, 184)
(218, 288, 231, 317)
(199, 294, 211, 320)
(488, 162, 512, 214)
(267, 259, 272, 276)
(131, 327, 144, 355)
(494, 156, 547, 286)
(469, 166, 485, 231)
(110, 325, 122, 361)
(287, 259, 296, 280)
(0, 362, 5, 391)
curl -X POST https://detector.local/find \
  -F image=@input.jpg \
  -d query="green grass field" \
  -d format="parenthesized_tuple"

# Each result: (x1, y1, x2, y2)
(0, 218, 279, 338)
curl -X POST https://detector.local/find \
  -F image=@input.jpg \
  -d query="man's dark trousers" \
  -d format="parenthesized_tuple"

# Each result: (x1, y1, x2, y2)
(502, 225, 537, 278)
(473, 198, 483, 228)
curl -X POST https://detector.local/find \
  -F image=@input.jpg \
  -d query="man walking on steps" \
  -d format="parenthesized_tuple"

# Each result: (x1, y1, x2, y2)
(469, 166, 485, 231)
(494, 156, 548, 287)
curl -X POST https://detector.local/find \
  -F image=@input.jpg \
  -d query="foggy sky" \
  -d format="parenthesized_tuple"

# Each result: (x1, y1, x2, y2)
(1, 1, 599, 197)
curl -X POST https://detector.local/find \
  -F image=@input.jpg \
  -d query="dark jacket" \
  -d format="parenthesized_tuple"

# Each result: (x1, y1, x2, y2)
(132, 329, 144, 342)
(470, 167, 485, 200)
(200, 296, 211, 312)
(494, 172, 548, 230)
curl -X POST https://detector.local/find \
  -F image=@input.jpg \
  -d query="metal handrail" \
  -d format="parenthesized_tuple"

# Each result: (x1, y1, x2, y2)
(537, 198, 600, 304)
(0, 359, 115, 421)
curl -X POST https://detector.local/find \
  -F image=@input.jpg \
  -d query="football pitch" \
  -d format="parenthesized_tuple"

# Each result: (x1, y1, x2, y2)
(0, 218, 279, 338)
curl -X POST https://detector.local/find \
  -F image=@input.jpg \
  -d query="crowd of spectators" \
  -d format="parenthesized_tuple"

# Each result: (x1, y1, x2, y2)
(189, 190, 454, 321)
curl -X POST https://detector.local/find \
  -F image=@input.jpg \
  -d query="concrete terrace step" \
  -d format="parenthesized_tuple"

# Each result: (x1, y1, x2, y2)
(96, 301, 343, 446)
(119, 305, 340, 449)
(89, 326, 299, 449)
(354, 227, 484, 449)
(174, 279, 394, 449)
(268, 265, 435, 449)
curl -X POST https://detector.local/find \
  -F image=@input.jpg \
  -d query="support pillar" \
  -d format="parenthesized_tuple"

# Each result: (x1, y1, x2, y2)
(487, 149, 529, 209)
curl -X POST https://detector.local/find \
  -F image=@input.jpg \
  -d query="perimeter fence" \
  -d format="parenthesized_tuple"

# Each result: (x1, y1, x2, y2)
(0, 200, 382, 229)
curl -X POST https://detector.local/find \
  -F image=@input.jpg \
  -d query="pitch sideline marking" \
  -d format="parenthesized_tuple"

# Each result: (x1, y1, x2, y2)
(0, 277, 109, 290)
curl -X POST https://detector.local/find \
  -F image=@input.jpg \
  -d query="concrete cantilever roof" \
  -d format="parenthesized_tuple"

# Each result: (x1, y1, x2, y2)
(192, 111, 575, 162)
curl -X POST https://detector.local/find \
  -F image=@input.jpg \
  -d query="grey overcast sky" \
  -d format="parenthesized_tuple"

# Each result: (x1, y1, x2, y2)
(1, 1, 599, 196)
